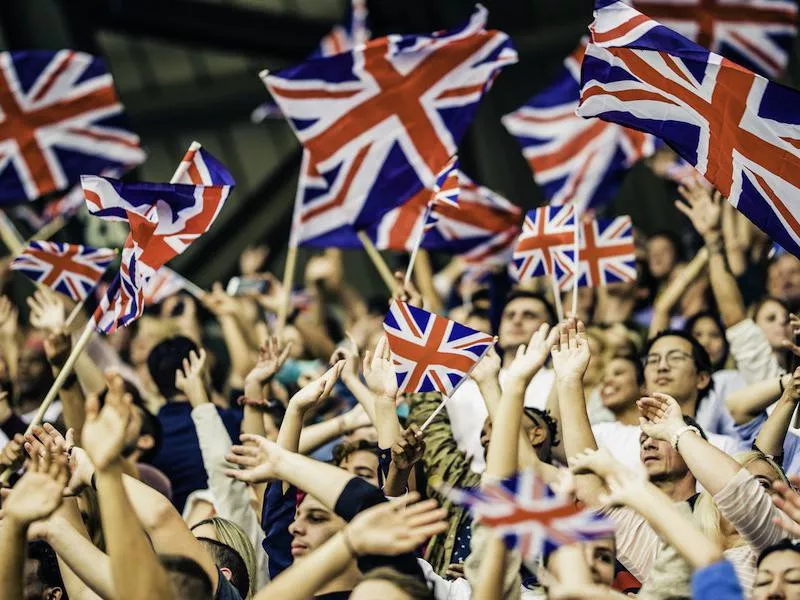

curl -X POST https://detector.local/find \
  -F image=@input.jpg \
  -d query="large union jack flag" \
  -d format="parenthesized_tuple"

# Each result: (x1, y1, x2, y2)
(383, 300, 494, 396)
(578, 0, 800, 260)
(0, 50, 145, 203)
(84, 143, 234, 333)
(271, 5, 517, 247)
(11, 241, 116, 302)
(502, 40, 654, 214)
(442, 470, 615, 563)
(569, 216, 637, 289)
(630, 0, 798, 78)
(512, 205, 576, 288)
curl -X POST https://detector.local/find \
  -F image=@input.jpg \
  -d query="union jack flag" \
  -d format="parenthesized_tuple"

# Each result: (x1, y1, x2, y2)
(512, 205, 576, 288)
(252, 0, 371, 123)
(578, 0, 800, 260)
(383, 299, 494, 396)
(442, 470, 615, 563)
(271, 5, 517, 247)
(630, 0, 798, 78)
(11, 241, 116, 302)
(501, 40, 654, 214)
(83, 143, 234, 333)
(0, 50, 145, 203)
(142, 266, 186, 306)
(569, 216, 637, 288)
(422, 157, 460, 234)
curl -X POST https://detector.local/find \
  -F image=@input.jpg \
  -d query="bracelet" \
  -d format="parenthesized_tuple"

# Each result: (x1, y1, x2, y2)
(671, 425, 700, 450)
(342, 527, 359, 558)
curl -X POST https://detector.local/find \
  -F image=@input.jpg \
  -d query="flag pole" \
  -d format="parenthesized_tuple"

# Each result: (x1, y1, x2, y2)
(571, 212, 581, 318)
(277, 242, 298, 335)
(404, 204, 432, 288)
(357, 231, 399, 295)
(30, 216, 67, 243)
(0, 210, 25, 254)
(551, 275, 564, 324)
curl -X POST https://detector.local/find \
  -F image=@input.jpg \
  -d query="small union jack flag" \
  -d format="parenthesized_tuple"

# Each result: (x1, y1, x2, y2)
(501, 39, 654, 214)
(272, 5, 517, 247)
(512, 205, 576, 288)
(442, 470, 615, 564)
(578, 0, 800, 260)
(0, 50, 145, 203)
(569, 216, 637, 289)
(422, 157, 460, 234)
(11, 241, 116, 302)
(142, 267, 187, 306)
(383, 300, 494, 396)
(84, 143, 234, 333)
(630, 0, 798, 78)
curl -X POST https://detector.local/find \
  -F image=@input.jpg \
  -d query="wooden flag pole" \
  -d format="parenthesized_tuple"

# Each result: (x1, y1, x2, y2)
(404, 204, 432, 288)
(571, 213, 581, 318)
(357, 231, 399, 295)
(30, 216, 67, 243)
(0, 210, 24, 254)
(551, 275, 564, 324)
(277, 243, 298, 335)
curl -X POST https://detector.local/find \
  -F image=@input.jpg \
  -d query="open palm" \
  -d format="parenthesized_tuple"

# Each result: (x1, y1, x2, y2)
(550, 320, 591, 383)
(224, 433, 283, 484)
(362, 336, 398, 399)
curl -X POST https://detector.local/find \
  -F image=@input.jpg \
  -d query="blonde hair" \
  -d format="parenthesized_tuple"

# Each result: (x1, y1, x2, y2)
(693, 450, 788, 549)
(193, 517, 258, 598)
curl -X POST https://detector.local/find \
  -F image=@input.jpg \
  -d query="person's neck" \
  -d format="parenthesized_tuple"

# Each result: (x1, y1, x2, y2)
(680, 394, 698, 418)
(315, 561, 361, 596)
(653, 474, 696, 502)
(612, 402, 640, 426)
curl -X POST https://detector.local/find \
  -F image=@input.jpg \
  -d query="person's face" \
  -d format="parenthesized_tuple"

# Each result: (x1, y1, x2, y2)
(755, 300, 791, 351)
(18, 347, 48, 395)
(338, 450, 379, 486)
(350, 580, 411, 600)
(498, 297, 551, 352)
(768, 254, 800, 306)
(600, 358, 640, 412)
(746, 458, 782, 499)
(23, 558, 63, 600)
(690, 316, 726, 367)
(643, 336, 709, 405)
(639, 431, 690, 480)
(465, 314, 491, 335)
(754, 550, 800, 600)
(288, 496, 345, 561)
(583, 539, 616, 586)
(480, 417, 492, 456)
(647, 236, 677, 279)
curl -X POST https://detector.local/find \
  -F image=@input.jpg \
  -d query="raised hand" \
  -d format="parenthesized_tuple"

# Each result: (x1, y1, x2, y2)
(246, 337, 292, 389)
(362, 336, 398, 400)
(2, 449, 68, 526)
(27, 289, 65, 333)
(255, 273, 285, 315)
(391, 425, 426, 471)
(637, 392, 686, 443)
(330, 334, 360, 381)
(675, 178, 723, 239)
(782, 315, 800, 358)
(506, 323, 558, 387)
(469, 346, 501, 387)
(0, 433, 26, 473)
(550, 320, 591, 384)
(344, 492, 448, 556)
(239, 245, 270, 277)
(224, 433, 283, 484)
(43, 329, 72, 371)
(174, 349, 209, 407)
(393, 271, 423, 307)
(288, 360, 345, 416)
(202, 282, 238, 316)
(772, 475, 800, 538)
(598, 462, 649, 508)
(82, 374, 134, 471)
(570, 447, 620, 480)
(0, 295, 19, 339)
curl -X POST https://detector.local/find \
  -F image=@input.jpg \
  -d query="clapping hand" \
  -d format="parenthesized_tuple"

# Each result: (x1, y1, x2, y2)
(175, 349, 209, 407)
(637, 392, 686, 443)
(506, 323, 558, 387)
(27, 289, 65, 333)
(82, 374, 135, 471)
(550, 320, 591, 384)
(362, 336, 398, 400)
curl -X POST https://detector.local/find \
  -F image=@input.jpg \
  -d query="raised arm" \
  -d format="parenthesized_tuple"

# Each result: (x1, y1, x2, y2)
(362, 336, 403, 449)
(649, 249, 709, 339)
(755, 367, 800, 457)
(242, 336, 292, 440)
(725, 374, 787, 425)
(44, 330, 87, 439)
(0, 295, 19, 384)
(202, 283, 256, 387)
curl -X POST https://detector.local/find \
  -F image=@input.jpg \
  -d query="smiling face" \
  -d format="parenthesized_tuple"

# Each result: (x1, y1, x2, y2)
(755, 299, 791, 351)
(643, 335, 709, 407)
(498, 296, 552, 353)
(767, 254, 800, 307)
(600, 358, 641, 413)
(288, 495, 345, 561)
(754, 550, 800, 600)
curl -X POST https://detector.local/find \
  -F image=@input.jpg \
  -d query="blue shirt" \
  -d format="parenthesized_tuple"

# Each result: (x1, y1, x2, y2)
(150, 401, 242, 512)
(692, 560, 743, 600)
(734, 412, 800, 477)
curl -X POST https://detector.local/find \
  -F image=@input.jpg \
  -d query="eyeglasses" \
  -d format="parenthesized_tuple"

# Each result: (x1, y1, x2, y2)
(643, 350, 694, 369)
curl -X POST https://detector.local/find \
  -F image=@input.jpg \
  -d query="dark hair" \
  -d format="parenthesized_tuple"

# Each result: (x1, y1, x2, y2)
(159, 554, 213, 600)
(523, 407, 560, 448)
(684, 311, 730, 370)
(197, 538, 249, 600)
(332, 439, 379, 467)
(752, 295, 790, 321)
(757, 539, 800, 568)
(502, 290, 557, 327)
(648, 229, 685, 263)
(147, 336, 199, 399)
(681, 415, 708, 441)
(643, 330, 714, 402)
(466, 307, 490, 322)
(28, 541, 67, 599)
(360, 567, 434, 600)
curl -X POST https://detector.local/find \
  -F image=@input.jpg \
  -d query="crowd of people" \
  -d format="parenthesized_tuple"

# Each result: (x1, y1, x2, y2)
(3, 176, 800, 599)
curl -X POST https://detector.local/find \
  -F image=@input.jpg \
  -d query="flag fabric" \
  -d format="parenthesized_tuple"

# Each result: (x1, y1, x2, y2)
(383, 299, 494, 396)
(512, 205, 576, 288)
(252, 0, 371, 123)
(423, 157, 461, 233)
(142, 267, 186, 306)
(501, 40, 654, 214)
(272, 5, 518, 247)
(571, 216, 637, 288)
(83, 144, 234, 333)
(577, 0, 800, 261)
(442, 470, 615, 563)
(0, 50, 145, 203)
(11, 241, 116, 302)
(630, 0, 798, 78)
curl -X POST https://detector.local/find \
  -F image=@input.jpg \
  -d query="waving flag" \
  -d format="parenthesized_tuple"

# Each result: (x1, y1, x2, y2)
(423, 157, 461, 233)
(502, 40, 653, 213)
(630, 0, 798, 78)
(571, 216, 637, 289)
(0, 50, 145, 203)
(383, 300, 494, 396)
(442, 470, 615, 563)
(271, 5, 518, 247)
(11, 241, 116, 302)
(512, 205, 576, 288)
(84, 144, 234, 333)
(578, 0, 800, 261)
(142, 267, 187, 305)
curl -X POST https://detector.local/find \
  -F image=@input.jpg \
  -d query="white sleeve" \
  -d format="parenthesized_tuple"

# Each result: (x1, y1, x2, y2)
(726, 318, 784, 385)
(417, 559, 472, 600)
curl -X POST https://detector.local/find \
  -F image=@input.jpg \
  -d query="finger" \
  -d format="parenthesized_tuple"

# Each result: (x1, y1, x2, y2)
(567, 320, 577, 350)
(229, 444, 261, 458)
(224, 453, 261, 468)
(223, 468, 257, 483)
(345, 332, 359, 354)
(674, 199, 692, 218)
(406, 506, 448, 527)
(277, 342, 292, 366)
(388, 491, 421, 510)
(239, 433, 269, 449)
(559, 324, 568, 349)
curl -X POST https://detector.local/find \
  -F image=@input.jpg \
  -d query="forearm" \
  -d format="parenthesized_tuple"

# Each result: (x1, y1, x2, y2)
(476, 379, 502, 421)
(242, 405, 268, 439)
(219, 315, 256, 384)
(57, 382, 86, 441)
(299, 415, 350, 455)
(96, 463, 175, 600)
(755, 394, 797, 457)
(705, 232, 746, 328)
(47, 516, 115, 599)
(651, 250, 709, 338)
(0, 518, 27, 600)
(273, 448, 353, 511)
(374, 395, 402, 449)
(676, 431, 741, 495)
(342, 374, 377, 423)
(74, 351, 106, 396)
(558, 379, 598, 458)
(383, 463, 412, 497)
(413, 249, 443, 314)
(293, 315, 337, 361)
(485, 380, 525, 479)
(276, 405, 304, 454)
(471, 536, 506, 600)
(725, 375, 784, 425)
(0, 336, 18, 383)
